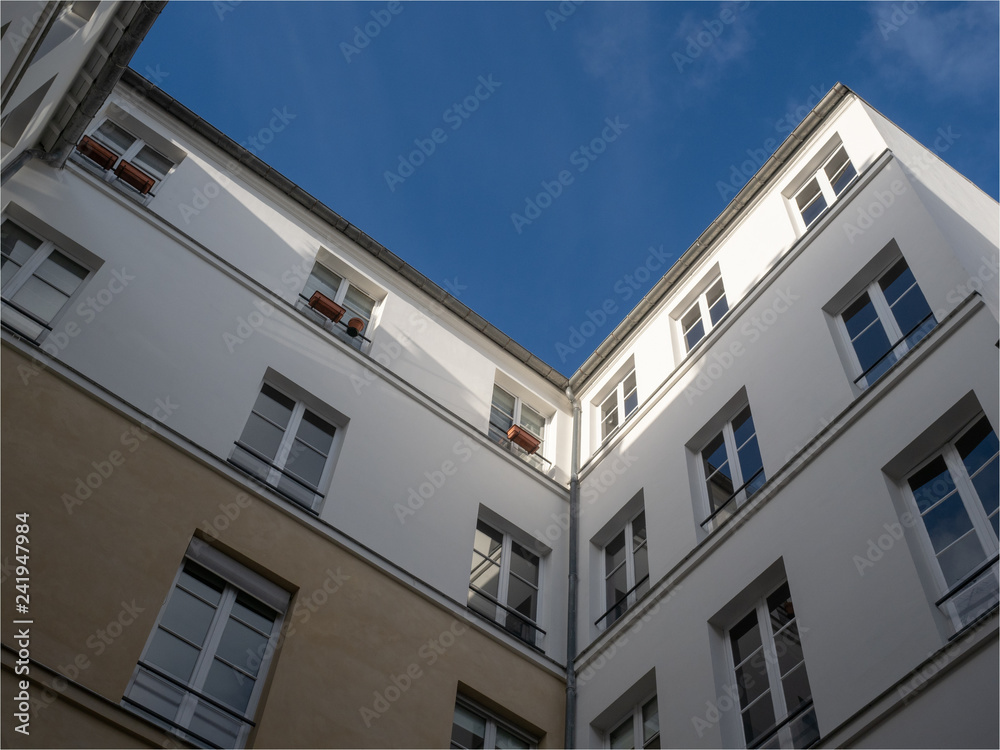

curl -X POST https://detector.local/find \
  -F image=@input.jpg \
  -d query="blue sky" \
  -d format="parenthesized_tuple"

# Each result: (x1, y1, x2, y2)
(130, 1, 999, 375)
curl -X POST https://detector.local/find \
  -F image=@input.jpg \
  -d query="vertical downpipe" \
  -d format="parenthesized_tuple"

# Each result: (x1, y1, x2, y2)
(564, 387, 581, 748)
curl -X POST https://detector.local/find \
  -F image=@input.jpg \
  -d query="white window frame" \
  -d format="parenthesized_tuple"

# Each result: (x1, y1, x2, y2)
(699, 404, 766, 532)
(123, 540, 289, 749)
(681, 277, 729, 353)
(723, 583, 817, 749)
(606, 693, 659, 749)
(468, 517, 544, 648)
(80, 118, 175, 196)
(600, 508, 649, 629)
(902, 416, 999, 631)
(297, 261, 378, 351)
(600, 369, 639, 443)
(835, 257, 936, 390)
(489, 383, 548, 470)
(451, 695, 537, 749)
(230, 382, 341, 513)
(793, 144, 857, 228)
(1, 218, 92, 343)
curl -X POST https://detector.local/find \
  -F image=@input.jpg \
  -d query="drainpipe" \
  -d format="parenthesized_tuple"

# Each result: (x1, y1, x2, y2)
(0, 1, 166, 186)
(564, 386, 581, 748)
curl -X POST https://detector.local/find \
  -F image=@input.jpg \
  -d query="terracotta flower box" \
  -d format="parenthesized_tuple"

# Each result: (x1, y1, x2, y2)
(76, 135, 118, 170)
(114, 160, 156, 195)
(308, 291, 345, 323)
(346, 316, 366, 337)
(507, 425, 541, 454)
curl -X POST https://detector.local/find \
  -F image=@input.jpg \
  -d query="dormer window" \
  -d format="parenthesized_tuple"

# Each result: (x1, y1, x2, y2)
(681, 278, 729, 352)
(793, 145, 857, 228)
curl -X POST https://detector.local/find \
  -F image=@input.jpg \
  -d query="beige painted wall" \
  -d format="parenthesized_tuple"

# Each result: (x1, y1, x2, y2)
(1, 344, 566, 748)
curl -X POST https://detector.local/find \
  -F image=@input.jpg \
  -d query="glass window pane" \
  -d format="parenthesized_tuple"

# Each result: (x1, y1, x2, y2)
(936, 530, 987, 588)
(730, 610, 762, 665)
(780, 659, 813, 711)
(602, 391, 620, 439)
(922, 493, 976, 554)
(467, 586, 498, 621)
(506, 576, 538, 622)
(470, 554, 501, 598)
(609, 717, 634, 749)
(303, 265, 342, 301)
(96, 120, 136, 152)
(735, 650, 770, 707)
(605, 565, 628, 621)
(642, 697, 659, 745)
(971, 456, 999, 522)
(623, 371, 639, 417)
(474, 522, 504, 559)
(797, 178, 827, 225)
(890, 285, 932, 338)
(878, 260, 914, 306)
(737, 435, 764, 487)
(703, 432, 730, 479)
(825, 147, 857, 195)
(707, 471, 735, 513)
(684, 315, 705, 350)
(632, 545, 649, 588)
(774, 623, 805, 677)
(709, 292, 729, 326)
(520, 405, 545, 439)
(343, 284, 375, 319)
(605, 531, 626, 572)
(295, 410, 336, 454)
(491, 386, 516, 417)
(908, 457, 956, 513)
(741, 690, 776, 746)
(145, 628, 200, 683)
(10, 276, 69, 323)
(33, 251, 87, 295)
(254, 385, 294, 427)
(452, 705, 486, 749)
(732, 408, 756, 447)
(231, 595, 277, 635)
(133, 145, 173, 178)
(496, 726, 530, 749)
(510, 541, 539, 585)
(843, 293, 879, 340)
(203, 659, 254, 713)
(238, 413, 286, 460)
(632, 511, 647, 547)
(766, 583, 794, 633)
(160, 588, 217, 646)
(284, 441, 326, 487)
(215, 618, 269, 677)
(178, 565, 224, 606)
(957, 418, 999, 477)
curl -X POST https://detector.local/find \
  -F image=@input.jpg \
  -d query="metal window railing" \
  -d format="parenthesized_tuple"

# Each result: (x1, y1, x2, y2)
(1, 297, 54, 340)
(227, 441, 321, 510)
(468, 584, 546, 649)
(595, 573, 650, 629)
(123, 662, 254, 749)
(699, 467, 765, 529)
(747, 698, 819, 750)
(853, 312, 936, 386)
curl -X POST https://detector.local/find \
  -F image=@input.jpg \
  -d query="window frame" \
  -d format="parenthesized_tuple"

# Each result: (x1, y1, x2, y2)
(792, 144, 858, 229)
(122, 542, 289, 749)
(902, 415, 999, 631)
(228, 381, 342, 513)
(467, 517, 545, 649)
(78, 118, 176, 197)
(450, 695, 537, 749)
(723, 582, 818, 749)
(834, 257, 936, 390)
(1, 217, 93, 343)
(698, 404, 766, 533)
(680, 277, 729, 353)
(599, 508, 649, 630)
(606, 693, 659, 749)
(296, 261, 378, 351)
(488, 383, 549, 470)
(600, 369, 639, 443)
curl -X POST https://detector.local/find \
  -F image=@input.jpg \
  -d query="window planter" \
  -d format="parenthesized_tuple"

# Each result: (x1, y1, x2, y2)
(113, 160, 155, 195)
(507, 425, 541, 454)
(76, 135, 118, 170)
(346, 316, 366, 337)
(308, 291, 345, 323)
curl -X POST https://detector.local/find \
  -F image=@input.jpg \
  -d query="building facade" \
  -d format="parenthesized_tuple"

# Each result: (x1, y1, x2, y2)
(1, 4, 997, 748)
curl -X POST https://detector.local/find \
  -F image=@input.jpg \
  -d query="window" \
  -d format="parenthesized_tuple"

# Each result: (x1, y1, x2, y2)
(77, 119, 174, 195)
(681, 278, 729, 352)
(601, 370, 639, 442)
(728, 583, 818, 749)
(700, 406, 766, 532)
(297, 262, 376, 350)
(599, 510, 649, 629)
(468, 518, 544, 648)
(905, 416, 999, 630)
(488, 384, 547, 471)
(1, 219, 89, 342)
(838, 257, 936, 389)
(793, 145, 857, 227)
(608, 695, 659, 749)
(123, 542, 289, 749)
(450, 697, 536, 749)
(228, 383, 338, 512)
